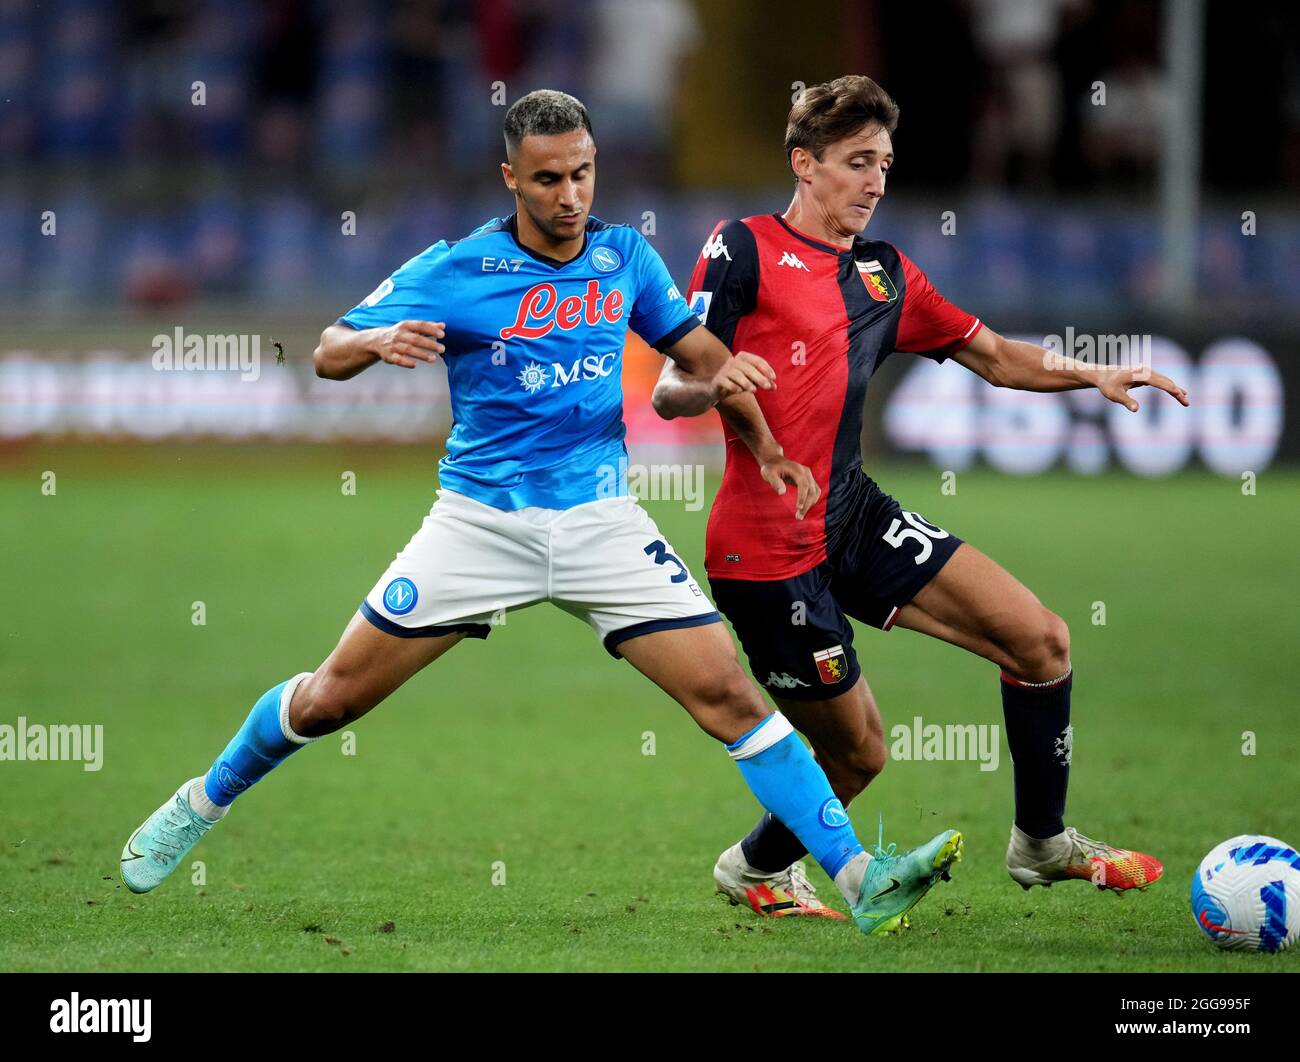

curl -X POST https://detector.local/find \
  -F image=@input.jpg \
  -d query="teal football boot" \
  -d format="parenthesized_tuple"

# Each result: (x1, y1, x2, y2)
(853, 819, 963, 935)
(120, 777, 220, 894)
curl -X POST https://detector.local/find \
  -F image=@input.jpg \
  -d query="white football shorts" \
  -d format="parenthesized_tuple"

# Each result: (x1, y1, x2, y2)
(360, 489, 720, 656)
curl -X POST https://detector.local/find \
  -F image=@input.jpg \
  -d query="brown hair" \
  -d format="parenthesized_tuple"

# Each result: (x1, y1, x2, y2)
(784, 75, 899, 173)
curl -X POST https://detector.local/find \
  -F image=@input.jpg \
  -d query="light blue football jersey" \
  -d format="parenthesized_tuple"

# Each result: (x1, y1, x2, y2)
(339, 214, 698, 511)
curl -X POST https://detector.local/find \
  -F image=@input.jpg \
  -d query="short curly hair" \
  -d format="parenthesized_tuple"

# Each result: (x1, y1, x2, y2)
(503, 90, 593, 157)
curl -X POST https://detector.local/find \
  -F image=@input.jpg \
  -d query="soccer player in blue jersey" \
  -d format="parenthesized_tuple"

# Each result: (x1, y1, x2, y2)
(119, 91, 962, 936)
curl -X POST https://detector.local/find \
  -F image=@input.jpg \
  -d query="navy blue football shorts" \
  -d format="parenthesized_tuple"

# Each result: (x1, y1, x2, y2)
(709, 479, 963, 701)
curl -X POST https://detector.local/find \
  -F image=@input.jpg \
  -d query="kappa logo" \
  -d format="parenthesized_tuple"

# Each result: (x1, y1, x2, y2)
(765, 672, 812, 690)
(813, 645, 848, 685)
(701, 234, 731, 261)
(777, 251, 809, 271)
(383, 577, 418, 616)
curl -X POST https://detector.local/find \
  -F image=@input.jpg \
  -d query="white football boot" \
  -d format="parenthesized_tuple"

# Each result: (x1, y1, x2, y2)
(713, 842, 847, 919)
(1006, 824, 1163, 892)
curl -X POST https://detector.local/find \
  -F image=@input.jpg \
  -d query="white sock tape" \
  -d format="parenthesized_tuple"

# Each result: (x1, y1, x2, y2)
(279, 672, 319, 745)
(727, 712, 794, 761)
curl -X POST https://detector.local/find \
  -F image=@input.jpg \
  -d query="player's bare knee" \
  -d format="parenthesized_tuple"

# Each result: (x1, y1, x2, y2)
(1024, 610, 1071, 677)
(860, 736, 888, 781)
(687, 669, 768, 741)
(1043, 611, 1071, 673)
(823, 739, 886, 800)
(294, 670, 370, 736)
(1009, 609, 1071, 681)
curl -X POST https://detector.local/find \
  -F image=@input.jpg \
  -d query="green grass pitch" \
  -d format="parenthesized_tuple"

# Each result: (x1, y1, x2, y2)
(1, 444, 1297, 971)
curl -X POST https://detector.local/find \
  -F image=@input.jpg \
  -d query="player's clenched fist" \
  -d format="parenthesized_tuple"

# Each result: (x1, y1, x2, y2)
(372, 320, 446, 368)
(709, 351, 776, 404)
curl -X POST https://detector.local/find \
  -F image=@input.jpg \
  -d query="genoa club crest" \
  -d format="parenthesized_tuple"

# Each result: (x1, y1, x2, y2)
(856, 258, 898, 302)
(813, 644, 848, 684)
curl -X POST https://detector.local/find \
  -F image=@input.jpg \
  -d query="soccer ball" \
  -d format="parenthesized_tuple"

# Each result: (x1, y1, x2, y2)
(1191, 835, 1300, 952)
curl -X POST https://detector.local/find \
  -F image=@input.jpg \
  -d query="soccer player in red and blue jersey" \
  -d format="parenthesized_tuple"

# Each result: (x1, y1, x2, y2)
(655, 75, 1189, 920)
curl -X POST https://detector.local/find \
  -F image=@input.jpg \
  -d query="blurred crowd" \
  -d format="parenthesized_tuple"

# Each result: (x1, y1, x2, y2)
(2, 0, 1298, 314)
(0, 0, 702, 181)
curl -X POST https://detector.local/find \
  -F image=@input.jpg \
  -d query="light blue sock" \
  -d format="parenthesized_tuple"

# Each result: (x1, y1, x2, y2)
(204, 672, 316, 807)
(726, 713, 864, 880)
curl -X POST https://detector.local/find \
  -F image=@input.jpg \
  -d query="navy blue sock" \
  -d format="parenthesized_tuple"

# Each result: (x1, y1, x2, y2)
(741, 813, 809, 874)
(1000, 668, 1072, 838)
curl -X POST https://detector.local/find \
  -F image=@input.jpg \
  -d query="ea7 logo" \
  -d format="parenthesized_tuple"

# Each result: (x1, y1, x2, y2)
(778, 251, 809, 270)
(701, 234, 731, 261)
(482, 257, 525, 273)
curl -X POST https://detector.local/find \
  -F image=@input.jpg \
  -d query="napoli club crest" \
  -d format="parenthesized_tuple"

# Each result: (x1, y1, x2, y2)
(383, 577, 418, 616)
(588, 246, 622, 273)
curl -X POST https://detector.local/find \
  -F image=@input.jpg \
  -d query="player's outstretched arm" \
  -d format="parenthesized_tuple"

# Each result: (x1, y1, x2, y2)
(654, 328, 820, 519)
(952, 325, 1190, 412)
(313, 320, 445, 381)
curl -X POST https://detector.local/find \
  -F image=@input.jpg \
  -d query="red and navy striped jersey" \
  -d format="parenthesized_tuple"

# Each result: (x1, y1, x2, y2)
(686, 213, 982, 581)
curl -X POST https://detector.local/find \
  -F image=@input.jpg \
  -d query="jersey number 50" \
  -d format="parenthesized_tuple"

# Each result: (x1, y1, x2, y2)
(882, 511, 950, 565)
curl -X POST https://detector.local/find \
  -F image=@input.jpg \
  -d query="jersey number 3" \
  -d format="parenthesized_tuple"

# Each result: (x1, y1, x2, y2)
(644, 540, 689, 583)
